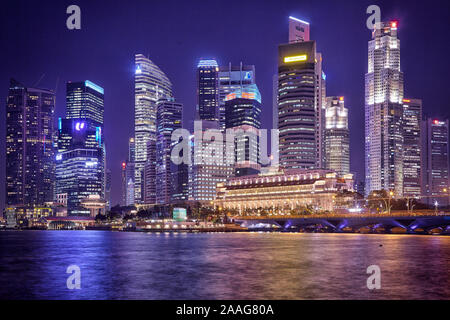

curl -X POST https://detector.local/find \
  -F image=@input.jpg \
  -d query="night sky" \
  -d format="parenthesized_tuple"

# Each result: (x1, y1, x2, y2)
(1, 0, 449, 211)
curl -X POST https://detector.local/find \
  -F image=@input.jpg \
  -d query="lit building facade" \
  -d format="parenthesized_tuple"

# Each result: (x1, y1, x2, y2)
(218, 63, 255, 130)
(197, 59, 219, 122)
(134, 54, 173, 204)
(365, 21, 404, 196)
(216, 169, 354, 214)
(324, 96, 350, 175)
(421, 118, 449, 206)
(402, 98, 422, 198)
(224, 84, 262, 176)
(56, 80, 105, 216)
(189, 121, 233, 202)
(122, 137, 135, 206)
(5, 79, 55, 207)
(155, 98, 184, 204)
(278, 40, 318, 170)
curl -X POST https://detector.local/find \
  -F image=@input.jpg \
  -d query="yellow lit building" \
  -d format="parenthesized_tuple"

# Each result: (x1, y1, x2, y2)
(215, 169, 354, 214)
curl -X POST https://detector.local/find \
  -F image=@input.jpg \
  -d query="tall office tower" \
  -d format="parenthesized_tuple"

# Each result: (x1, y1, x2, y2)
(134, 54, 173, 204)
(197, 59, 219, 122)
(224, 84, 262, 176)
(121, 161, 135, 206)
(5, 79, 55, 207)
(143, 139, 156, 204)
(315, 53, 327, 169)
(155, 98, 183, 205)
(218, 63, 255, 130)
(278, 40, 318, 170)
(55, 118, 104, 216)
(289, 16, 310, 43)
(277, 17, 326, 171)
(66, 81, 104, 127)
(105, 168, 112, 209)
(421, 118, 449, 207)
(324, 96, 350, 175)
(273, 16, 311, 131)
(365, 21, 404, 196)
(55, 80, 105, 216)
(190, 120, 233, 202)
(121, 137, 136, 206)
(272, 74, 278, 131)
(402, 98, 422, 198)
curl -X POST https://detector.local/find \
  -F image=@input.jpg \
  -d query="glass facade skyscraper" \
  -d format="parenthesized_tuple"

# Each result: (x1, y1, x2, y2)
(278, 40, 318, 170)
(225, 84, 262, 176)
(56, 80, 105, 216)
(197, 59, 219, 122)
(218, 63, 255, 130)
(324, 96, 350, 176)
(134, 54, 173, 204)
(5, 79, 55, 207)
(365, 21, 404, 196)
(421, 118, 449, 206)
(402, 98, 422, 198)
(155, 98, 185, 205)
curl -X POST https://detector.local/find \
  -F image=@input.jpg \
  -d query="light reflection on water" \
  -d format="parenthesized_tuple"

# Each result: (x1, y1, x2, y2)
(0, 230, 448, 299)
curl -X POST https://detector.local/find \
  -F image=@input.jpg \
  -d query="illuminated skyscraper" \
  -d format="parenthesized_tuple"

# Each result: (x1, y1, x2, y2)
(218, 63, 255, 130)
(55, 80, 105, 216)
(5, 79, 55, 207)
(278, 40, 317, 169)
(66, 81, 104, 127)
(277, 17, 326, 171)
(121, 137, 135, 206)
(134, 54, 173, 204)
(402, 98, 422, 198)
(421, 118, 449, 206)
(324, 96, 349, 175)
(365, 21, 404, 196)
(155, 98, 184, 205)
(225, 84, 262, 176)
(197, 59, 219, 122)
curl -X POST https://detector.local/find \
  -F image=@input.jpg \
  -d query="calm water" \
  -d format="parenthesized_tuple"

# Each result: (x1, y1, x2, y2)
(0, 230, 448, 300)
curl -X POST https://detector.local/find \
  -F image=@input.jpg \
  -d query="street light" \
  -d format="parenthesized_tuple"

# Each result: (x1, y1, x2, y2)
(388, 191, 394, 215)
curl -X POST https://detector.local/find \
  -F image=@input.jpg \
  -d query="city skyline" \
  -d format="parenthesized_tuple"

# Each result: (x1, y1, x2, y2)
(1, 0, 449, 211)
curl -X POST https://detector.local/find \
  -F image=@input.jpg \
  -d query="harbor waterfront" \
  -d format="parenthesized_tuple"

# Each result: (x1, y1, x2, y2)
(0, 230, 448, 300)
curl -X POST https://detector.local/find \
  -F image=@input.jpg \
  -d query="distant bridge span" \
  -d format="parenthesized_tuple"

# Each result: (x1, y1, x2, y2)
(231, 211, 450, 234)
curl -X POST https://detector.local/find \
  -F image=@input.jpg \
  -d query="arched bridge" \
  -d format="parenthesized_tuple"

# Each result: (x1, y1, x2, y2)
(232, 211, 450, 234)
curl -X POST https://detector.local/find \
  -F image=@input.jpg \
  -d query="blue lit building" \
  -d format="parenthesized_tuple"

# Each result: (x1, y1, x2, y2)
(55, 80, 105, 216)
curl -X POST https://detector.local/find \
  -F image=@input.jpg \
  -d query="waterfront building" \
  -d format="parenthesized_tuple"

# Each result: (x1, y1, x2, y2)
(5, 79, 55, 207)
(402, 99, 422, 198)
(224, 84, 262, 176)
(324, 96, 350, 175)
(421, 118, 449, 206)
(197, 59, 219, 122)
(215, 169, 354, 214)
(134, 54, 173, 204)
(155, 98, 184, 204)
(218, 63, 255, 130)
(365, 21, 404, 196)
